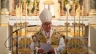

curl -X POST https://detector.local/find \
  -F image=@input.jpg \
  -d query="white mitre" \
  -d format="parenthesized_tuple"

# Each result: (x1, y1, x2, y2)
(39, 8, 52, 23)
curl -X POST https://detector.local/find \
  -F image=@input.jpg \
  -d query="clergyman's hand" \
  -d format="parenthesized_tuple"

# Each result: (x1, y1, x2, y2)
(38, 48, 44, 53)
(49, 48, 54, 53)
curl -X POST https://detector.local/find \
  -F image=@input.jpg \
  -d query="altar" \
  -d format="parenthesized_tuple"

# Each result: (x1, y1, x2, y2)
(8, 15, 91, 54)
(9, 16, 90, 26)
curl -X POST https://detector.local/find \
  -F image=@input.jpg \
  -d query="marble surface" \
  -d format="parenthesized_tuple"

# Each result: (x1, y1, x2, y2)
(8, 16, 91, 26)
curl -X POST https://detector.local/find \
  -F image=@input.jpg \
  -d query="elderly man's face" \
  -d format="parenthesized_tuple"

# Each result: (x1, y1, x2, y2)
(42, 22, 52, 32)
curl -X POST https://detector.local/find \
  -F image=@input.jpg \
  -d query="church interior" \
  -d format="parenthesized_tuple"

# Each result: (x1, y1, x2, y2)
(0, 0, 96, 54)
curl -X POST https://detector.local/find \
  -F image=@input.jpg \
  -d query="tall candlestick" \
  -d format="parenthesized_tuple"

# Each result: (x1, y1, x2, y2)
(16, 5, 18, 31)
(73, 3, 75, 48)
(25, 4, 27, 36)
(65, 7, 68, 51)
(67, 8, 68, 23)
(66, 8, 68, 37)
(82, 6, 84, 36)
(20, 4, 22, 37)
(78, 4, 81, 48)
(74, 4, 75, 37)
(79, 4, 80, 37)
(65, 7, 69, 54)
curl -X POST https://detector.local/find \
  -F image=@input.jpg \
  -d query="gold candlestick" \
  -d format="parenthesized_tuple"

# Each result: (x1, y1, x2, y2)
(77, 4, 81, 49)
(79, 7, 80, 37)
(33, 0, 38, 16)
(66, 8, 69, 37)
(65, 7, 69, 53)
(73, 4, 76, 49)
(28, 2, 33, 16)
(25, 4, 27, 23)
(70, 0, 75, 16)
(73, 4, 76, 37)
(16, 5, 18, 30)
(60, 0, 65, 16)
(25, 4, 27, 36)
(10, 0, 16, 16)
(20, 4, 22, 36)
(23, 0, 26, 16)
(81, 6, 85, 36)
(80, 0, 87, 16)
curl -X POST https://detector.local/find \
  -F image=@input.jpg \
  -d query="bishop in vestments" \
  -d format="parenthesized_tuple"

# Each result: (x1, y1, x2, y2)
(30, 8, 65, 54)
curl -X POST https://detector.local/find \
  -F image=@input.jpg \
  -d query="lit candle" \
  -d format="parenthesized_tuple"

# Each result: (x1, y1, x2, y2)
(82, 6, 84, 36)
(20, 4, 22, 22)
(25, 4, 27, 22)
(74, 4, 75, 24)
(16, 5, 17, 23)
(82, 6, 83, 24)
(67, 8, 68, 23)
(66, 7, 68, 38)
